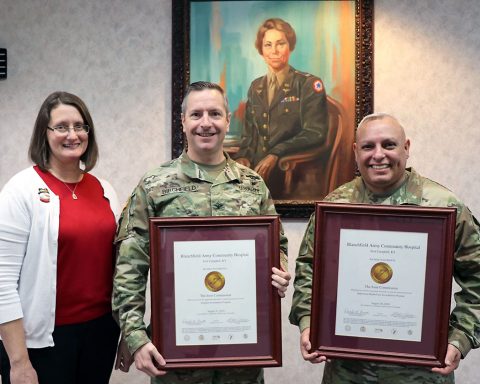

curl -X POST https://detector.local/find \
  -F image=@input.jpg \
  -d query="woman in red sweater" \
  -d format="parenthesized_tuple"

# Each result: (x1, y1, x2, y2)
(0, 91, 121, 383)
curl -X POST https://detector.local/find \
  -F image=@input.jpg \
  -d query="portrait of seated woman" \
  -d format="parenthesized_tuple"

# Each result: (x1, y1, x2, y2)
(233, 18, 331, 199)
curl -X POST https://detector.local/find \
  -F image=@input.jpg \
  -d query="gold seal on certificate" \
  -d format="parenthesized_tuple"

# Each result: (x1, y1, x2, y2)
(370, 262, 393, 284)
(204, 271, 226, 292)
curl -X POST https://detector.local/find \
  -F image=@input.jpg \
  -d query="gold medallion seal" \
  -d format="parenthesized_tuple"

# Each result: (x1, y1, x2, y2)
(370, 262, 393, 284)
(204, 271, 225, 292)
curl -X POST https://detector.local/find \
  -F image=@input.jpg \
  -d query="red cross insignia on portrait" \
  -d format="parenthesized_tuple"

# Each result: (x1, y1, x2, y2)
(313, 79, 323, 93)
(38, 187, 50, 203)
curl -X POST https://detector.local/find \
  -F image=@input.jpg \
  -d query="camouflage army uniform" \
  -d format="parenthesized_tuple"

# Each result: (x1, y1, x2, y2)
(113, 151, 288, 384)
(289, 168, 480, 384)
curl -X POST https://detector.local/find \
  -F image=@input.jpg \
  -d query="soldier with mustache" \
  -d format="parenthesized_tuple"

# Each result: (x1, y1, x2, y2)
(290, 113, 480, 383)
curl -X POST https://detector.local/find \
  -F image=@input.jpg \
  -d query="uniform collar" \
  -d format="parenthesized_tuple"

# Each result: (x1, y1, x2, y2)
(267, 65, 290, 87)
(355, 168, 422, 205)
(178, 150, 242, 183)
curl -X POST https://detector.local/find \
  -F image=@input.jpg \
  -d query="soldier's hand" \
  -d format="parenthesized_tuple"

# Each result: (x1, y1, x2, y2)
(431, 344, 461, 375)
(133, 342, 167, 377)
(254, 154, 278, 181)
(300, 328, 327, 364)
(271, 267, 291, 298)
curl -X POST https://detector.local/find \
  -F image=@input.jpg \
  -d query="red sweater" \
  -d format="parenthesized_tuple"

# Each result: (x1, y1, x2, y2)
(35, 166, 116, 325)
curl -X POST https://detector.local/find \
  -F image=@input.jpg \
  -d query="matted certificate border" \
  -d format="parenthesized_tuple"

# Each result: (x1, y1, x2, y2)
(310, 203, 456, 367)
(149, 215, 282, 369)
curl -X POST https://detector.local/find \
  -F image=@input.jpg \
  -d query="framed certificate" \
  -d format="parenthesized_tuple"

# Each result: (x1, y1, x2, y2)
(310, 202, 456, 367)
(149, 215, 282, 368)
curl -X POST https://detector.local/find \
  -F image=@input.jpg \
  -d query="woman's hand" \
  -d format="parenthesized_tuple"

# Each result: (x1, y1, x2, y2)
(254, 154, 279, 180)
(0, 319, 39, 384)
(10, 359, 38, 384)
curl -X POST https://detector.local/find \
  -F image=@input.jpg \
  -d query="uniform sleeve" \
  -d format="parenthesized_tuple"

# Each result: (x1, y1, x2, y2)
(234, 84, 256, 162)
(448, 204, 480, 357)
(289, 213, 315, 332)
(112, 182, 152, 354)
(259, 183, 288, 270)
(269, 77, 328, 158)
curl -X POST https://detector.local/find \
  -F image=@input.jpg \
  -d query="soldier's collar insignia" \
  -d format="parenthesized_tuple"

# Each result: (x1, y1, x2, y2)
(38, 187, 50, 203)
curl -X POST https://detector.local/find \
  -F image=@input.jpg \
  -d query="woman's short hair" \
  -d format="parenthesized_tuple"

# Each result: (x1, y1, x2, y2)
(255, 18, 297, 55)
(29, 91, 99, 172)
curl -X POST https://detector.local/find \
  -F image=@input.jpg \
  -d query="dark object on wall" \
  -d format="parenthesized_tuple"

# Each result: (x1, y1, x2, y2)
(0, 48, 6, 79)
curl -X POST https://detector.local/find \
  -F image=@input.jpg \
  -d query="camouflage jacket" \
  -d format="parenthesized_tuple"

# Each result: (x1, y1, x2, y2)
(289, 168, 480, 358)
(113, 151, 288, 354)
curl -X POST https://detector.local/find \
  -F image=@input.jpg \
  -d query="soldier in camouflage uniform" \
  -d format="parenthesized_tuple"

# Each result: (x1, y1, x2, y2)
(113, 81, 290, 383)
(289, 113, 480, 383)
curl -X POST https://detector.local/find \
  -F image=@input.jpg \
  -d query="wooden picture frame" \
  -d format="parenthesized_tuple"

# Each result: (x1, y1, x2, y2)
(310, 202, 456, 367)
(172, 0, 374, 218)
(149, 215, 282, 368)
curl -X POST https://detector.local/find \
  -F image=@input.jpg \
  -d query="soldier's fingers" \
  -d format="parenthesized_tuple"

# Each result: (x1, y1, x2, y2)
(271, 274, 289, 287)
(272, 267, 291, 280)
(151, 349, 166, 366)
(271, 279, 286, 289)
(271, 280, 287, 297)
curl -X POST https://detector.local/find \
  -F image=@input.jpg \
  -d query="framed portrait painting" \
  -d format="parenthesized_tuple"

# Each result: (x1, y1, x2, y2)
(172, 0, 374, 218)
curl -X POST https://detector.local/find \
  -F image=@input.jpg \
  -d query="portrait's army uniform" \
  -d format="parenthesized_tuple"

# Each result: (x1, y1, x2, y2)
(289, 168, 480, 384)
(113, 151, 288, 384)
(235, 66, 328, 167)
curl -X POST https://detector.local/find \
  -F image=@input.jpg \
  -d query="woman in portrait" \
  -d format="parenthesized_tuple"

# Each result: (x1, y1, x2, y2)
(234, 18, 329, 198)
(0, 91, 121, 383)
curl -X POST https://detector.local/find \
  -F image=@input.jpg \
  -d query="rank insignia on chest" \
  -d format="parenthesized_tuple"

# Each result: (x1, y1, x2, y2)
(313, 79, 323, 93)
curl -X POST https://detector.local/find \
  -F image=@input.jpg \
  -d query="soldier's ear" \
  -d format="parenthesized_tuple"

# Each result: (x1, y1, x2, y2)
(404, 139, 410, 158)
(181, 113, 186, 132)
(226, 112, 231, 132)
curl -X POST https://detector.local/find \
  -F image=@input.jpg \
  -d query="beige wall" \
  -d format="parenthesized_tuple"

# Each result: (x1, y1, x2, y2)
(0, 1, 479, 383)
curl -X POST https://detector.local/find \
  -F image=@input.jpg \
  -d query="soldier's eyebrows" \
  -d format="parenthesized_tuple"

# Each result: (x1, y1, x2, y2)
(190, 107, 224, 115)
(358, 136, 399, 144)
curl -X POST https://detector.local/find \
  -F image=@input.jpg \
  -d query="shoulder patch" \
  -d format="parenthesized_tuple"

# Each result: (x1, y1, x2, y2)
(313, 79, 324, 93)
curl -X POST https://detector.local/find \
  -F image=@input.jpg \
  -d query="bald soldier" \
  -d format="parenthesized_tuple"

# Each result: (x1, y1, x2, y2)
(113, 81, 290, 384)
(289, 113, 480, 383)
